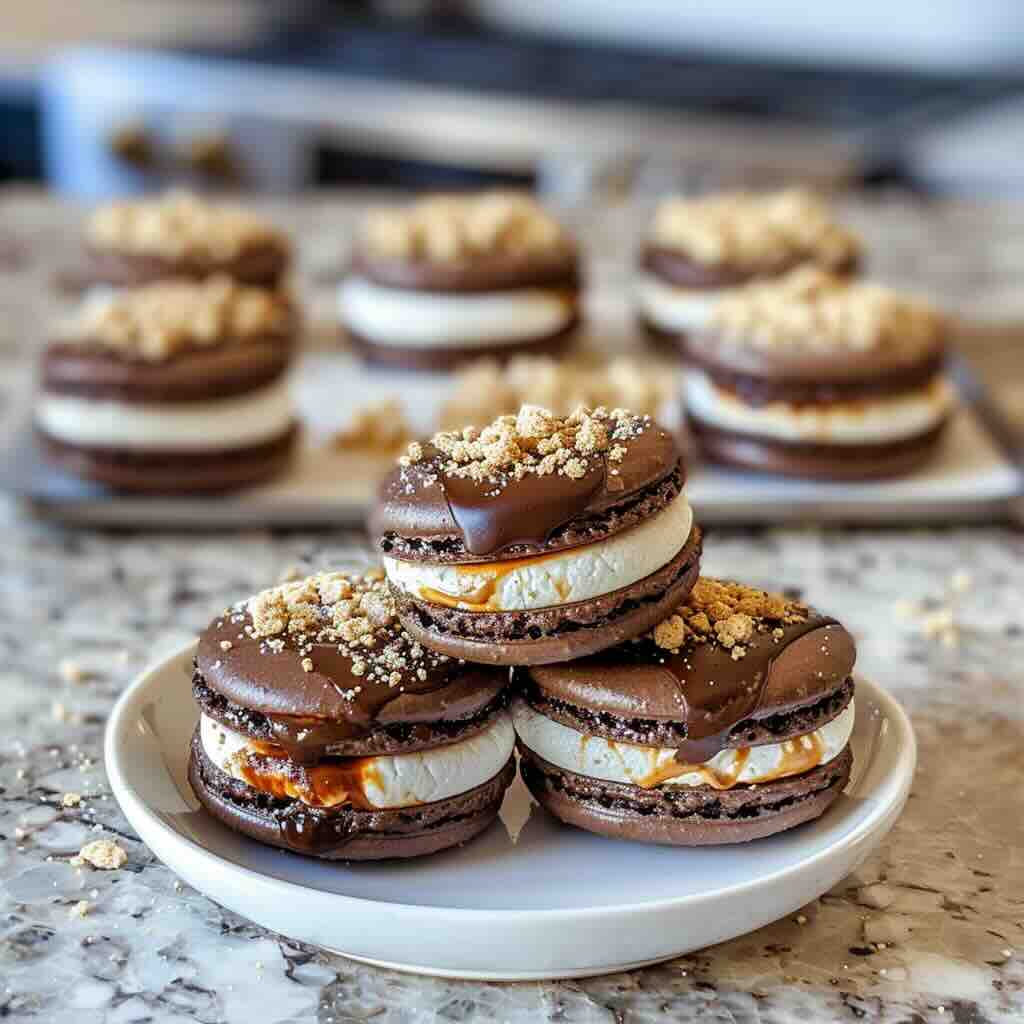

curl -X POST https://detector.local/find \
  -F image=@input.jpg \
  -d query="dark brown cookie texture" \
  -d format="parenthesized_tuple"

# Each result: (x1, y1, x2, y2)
(513, 578, 858, 846)
(373, 407, 701, 665)
(189, 570, 515, 860)
(687, 417, 951, 482)
(81, 193, 290, 289)
(38, 424, 299, 494)
(190, 732, 514, 861)
(346, 312, 578, 372)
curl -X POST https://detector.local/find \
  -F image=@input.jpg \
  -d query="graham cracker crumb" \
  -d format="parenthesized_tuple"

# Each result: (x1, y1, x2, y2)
(439, 354, 673, 431)
(60, 276, 293, 362)
(61, 792, 82, 808)
(401, 404, 655, 492)
(58, 658, 87, 684)
(239, 570, 450, 693)
(78, 839, 127, 870)
(648, 578, 807, 655)
(712, 267, 944, 353)
(361, 191, 570, 263)
(69, 900, 92, 918)
(649, 188, 859, 272)
(331, 399, 412, 456)
(87, 191, 287, 263)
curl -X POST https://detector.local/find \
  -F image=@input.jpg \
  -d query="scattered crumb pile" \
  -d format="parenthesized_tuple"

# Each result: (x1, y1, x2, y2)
(399, 405, 651, 486)
(88, 190, 287, 262)
(241, 570, 449, 693)
(331, 399, 412, 455)
(712, 267, 944, 352)
(61, 277, 292, 361)
(652, 578, 806, 661)
(649, 188, 859, 272)
(361, 192, 570, 263)
(439, 354, 674, 431)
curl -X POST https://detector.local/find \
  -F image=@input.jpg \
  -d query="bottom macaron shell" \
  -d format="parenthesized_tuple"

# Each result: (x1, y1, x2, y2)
(38, 422, 299, 493)
(687, 415, 950, 481)
(188, 731, 515, 861)
(519, 744, 853, 846)
(344, 315, 579, 370)
(392, 528, 702, 666)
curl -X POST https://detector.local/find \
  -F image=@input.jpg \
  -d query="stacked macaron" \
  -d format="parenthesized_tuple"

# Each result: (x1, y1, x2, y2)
(81, 191, 290, 292)
(188, 569, 515, 860)
(36, 277, 299, 491)
(513, 578, 857, 845)
(682, 267, 953, 479)
(372, 405, 702, 665)
(339, 192, 581, 368)
(636, 188, 859, 345)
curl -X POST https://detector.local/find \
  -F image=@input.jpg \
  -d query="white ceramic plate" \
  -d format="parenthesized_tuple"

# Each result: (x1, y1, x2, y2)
(106, 642, 915, 981)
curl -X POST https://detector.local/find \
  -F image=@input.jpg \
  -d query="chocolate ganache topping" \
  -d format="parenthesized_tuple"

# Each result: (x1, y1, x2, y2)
(373, 405, 682, 559)
(195, 570, 507, 764)
(525, 579, 856, 764)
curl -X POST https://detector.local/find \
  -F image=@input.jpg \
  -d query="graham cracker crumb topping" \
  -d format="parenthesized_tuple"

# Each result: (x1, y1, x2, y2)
(362, 191, 571, 263)
(331, 399, 412, 455)
(711, 267, 944, 352)
(87, 191, 286, 263)
(77, 839, 128, 870)
(399, 404, 653, 488)
(241, 570, 449, 695)
(651, 579, 806, 658)
(650, 188, 859, 272)
(439, 354, 674, 431)
(60, 276, 292, 361)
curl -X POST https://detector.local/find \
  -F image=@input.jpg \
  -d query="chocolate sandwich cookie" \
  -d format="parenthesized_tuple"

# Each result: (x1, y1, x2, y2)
(36, 277, 298, 492)
(188, 570, 516, 860)
(339, 192, 581, 369)
(635, 189, 859, 348)
(81, 191, 290, 291)
(372, 405, 702, 665)
(682, 268, 954, 480)
(514, 578, 857, 846)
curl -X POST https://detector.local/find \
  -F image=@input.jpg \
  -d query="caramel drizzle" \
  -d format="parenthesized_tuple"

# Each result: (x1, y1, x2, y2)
(226, 742, 382, 810)
(419, 551, 574, 610)
(580, 731, 825, 792)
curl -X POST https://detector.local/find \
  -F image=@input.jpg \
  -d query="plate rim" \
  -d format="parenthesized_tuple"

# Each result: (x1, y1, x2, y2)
(105, 639, 916, 923)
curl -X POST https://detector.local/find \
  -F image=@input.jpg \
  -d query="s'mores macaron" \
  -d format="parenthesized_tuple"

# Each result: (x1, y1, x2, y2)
(514, 579, 856, 846)
(340, 192, 581, 369)
(36, 277, 298, 491)
(189, 570, 515, 860)
(636, 189, 859, 345)
(81, 191, 290, 292)
(372, 405, 702, 665)
(683, 268, 954, 479)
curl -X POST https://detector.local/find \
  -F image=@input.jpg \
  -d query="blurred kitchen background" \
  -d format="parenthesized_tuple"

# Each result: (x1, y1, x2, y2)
(5, 0, 1024, 201)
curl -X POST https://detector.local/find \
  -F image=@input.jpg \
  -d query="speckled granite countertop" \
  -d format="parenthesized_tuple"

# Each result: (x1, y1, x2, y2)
(1, 190, 1022, 1023)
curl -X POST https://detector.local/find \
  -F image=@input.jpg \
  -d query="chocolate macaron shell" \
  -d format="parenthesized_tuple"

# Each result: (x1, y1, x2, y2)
(41, 336, 292, 403)
(374, 430, 682, 561)
(689, 417, 950, 482)
(196, 613, 507, 732)
(349, 246, 579, 294)
(189, 731, 514, 860)
(683, 329, 946, 388)
(527, 616, 855, 724)
(641, 244, 859, 292)
(394, 528, 702, 666)
(519, 744, 852, 847)
(84, 242, 289, 290)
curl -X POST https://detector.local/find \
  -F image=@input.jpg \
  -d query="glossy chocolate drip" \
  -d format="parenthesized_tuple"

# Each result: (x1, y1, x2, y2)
(373, 423, 681, 559)
(195, 613, 507, 764)
(441, 460, 607, 556)
(528, 614, 856, 765)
